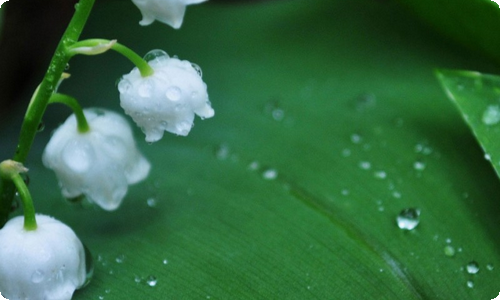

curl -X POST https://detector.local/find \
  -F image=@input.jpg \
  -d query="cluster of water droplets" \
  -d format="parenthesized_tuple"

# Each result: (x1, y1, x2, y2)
(118, 49, 214, 143)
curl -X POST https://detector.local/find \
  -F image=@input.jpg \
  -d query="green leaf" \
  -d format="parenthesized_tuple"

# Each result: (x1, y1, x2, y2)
(395, 0, 500, 65)
(3, 0, 500, 299)
(437, 70, 500, 179)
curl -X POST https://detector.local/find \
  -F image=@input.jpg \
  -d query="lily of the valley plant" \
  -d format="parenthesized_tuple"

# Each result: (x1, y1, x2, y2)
(0, 0, 213, 298)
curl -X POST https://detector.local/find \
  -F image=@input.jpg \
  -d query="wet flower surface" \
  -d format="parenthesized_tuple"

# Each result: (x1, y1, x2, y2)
(0, 215, 86, 300)
(131, 0, 208, 28)
(42, 108, 150, 210)
(119, 52, 214, 142)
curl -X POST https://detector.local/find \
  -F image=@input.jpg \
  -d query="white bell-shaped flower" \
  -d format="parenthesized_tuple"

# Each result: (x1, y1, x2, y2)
(42, 108, 151, 210)
(131, 0, 207, 29)
(118, 51, 214, 142)
(0, 215, 86, 300)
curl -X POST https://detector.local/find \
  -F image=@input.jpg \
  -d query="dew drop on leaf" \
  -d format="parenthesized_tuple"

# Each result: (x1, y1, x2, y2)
(396, 208, 421, 230)
(482, 105, 500, 125)
(466, 261, 479, 274)
(262, 169, 278, 180)
(444, 245, 455, 257)
(146, 275, 158, 287)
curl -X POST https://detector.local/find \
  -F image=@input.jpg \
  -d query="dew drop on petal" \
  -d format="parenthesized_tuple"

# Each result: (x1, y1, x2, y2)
(143, 49, 169, 62)
(138, 80, 154, 98)
(466, 261, 479, 274)
(350, 133, 362, 144)
(118, 79, 132, 94)
(191, 63, 203, 77)
(487, 263, 494, 271)
(466, 280, 474, 288)
(166, 86, 182, 101)
(31, 270, 45, 283)
(396, 208, 421, 230)
(358, 161, 371, 170)
(162, 259, 168, 265)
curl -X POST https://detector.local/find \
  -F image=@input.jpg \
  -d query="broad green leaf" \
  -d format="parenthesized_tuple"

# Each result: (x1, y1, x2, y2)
(395, 0, 500, 65)
(2, 0, 500, 299)
(437, 70, 500, 179)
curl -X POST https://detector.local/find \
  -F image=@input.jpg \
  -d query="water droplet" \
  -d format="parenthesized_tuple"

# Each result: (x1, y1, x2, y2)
(248, 161, 260, 171)
(272, 108, 285, 121)
(115, 254, 125, 264)
(482, 105, 500, 125)
(466, 261, 479, 274)
(138, 80, 154, 98)
(99, 296, 104, 300)
(37, 122, 45, 132)
(134, 275, 142, 283)
(341, 148, 351, 157)
(191, 63, 203, 77)
(31, 270, 45, 283)
(341, 189, 350, 196)
(355, 93, 376, 111)
(374, 171, 387, 179)
(487, 263, 494, 271)
(392, 191, 401, 199)
(146, 197, 157, 208)
(105, 289, 111, 294)
(466, 280, 474, 288)
(413, 161, 426, 171)
(143, 49, 169, 62)
(444, 245, 455, 257)
(166, 86, 182, 101)
(485, 153, 491, 161)
(262, 169, 278, 180)
(162, 259, 168, 265)
(146, 275, 157, 287)
(215, 144, 230, 160)
(350, 133, 362, 144)
(82, 244, 94, 288)
(396, 208, 421, 230)
(117, 79, 132, 94)
(65, 63, 70, 71)
(358, 161, 371, 170)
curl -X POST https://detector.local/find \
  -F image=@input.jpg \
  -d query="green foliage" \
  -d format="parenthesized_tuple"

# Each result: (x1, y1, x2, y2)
(7, 0, 500, 298)
(395, 0, 500, 65)
(437, 70, 500, 179)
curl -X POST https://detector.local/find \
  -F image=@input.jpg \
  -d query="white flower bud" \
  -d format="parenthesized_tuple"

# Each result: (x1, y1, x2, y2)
(0, 215, 86, 300)
(131, 0, 207, 29)
(118, 52, 214, 142)
(42, 108, 151, 210)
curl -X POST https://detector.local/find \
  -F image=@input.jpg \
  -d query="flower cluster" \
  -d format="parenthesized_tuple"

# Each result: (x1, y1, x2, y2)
(0, 0, 213, 299)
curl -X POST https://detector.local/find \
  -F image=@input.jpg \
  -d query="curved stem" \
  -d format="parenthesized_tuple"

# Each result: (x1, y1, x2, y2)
(11, 173, 37, 231)
(0, 0, 96, 228)
(49, 93, 90, 133)
(68, 39, 154, 77)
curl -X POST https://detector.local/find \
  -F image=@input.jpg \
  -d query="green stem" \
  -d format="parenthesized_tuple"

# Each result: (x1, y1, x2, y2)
(68, 39, 154, 77)
(0, 0, 96, 228)
(49, 93, 90, 133)
(11, 174, 37, 231)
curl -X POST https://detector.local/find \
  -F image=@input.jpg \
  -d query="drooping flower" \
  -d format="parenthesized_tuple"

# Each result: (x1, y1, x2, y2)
(42, 108, 150, 210)
(118, 50, 214, 142)
(0, 214, 86, 300)
(131, 0, 207, 29)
